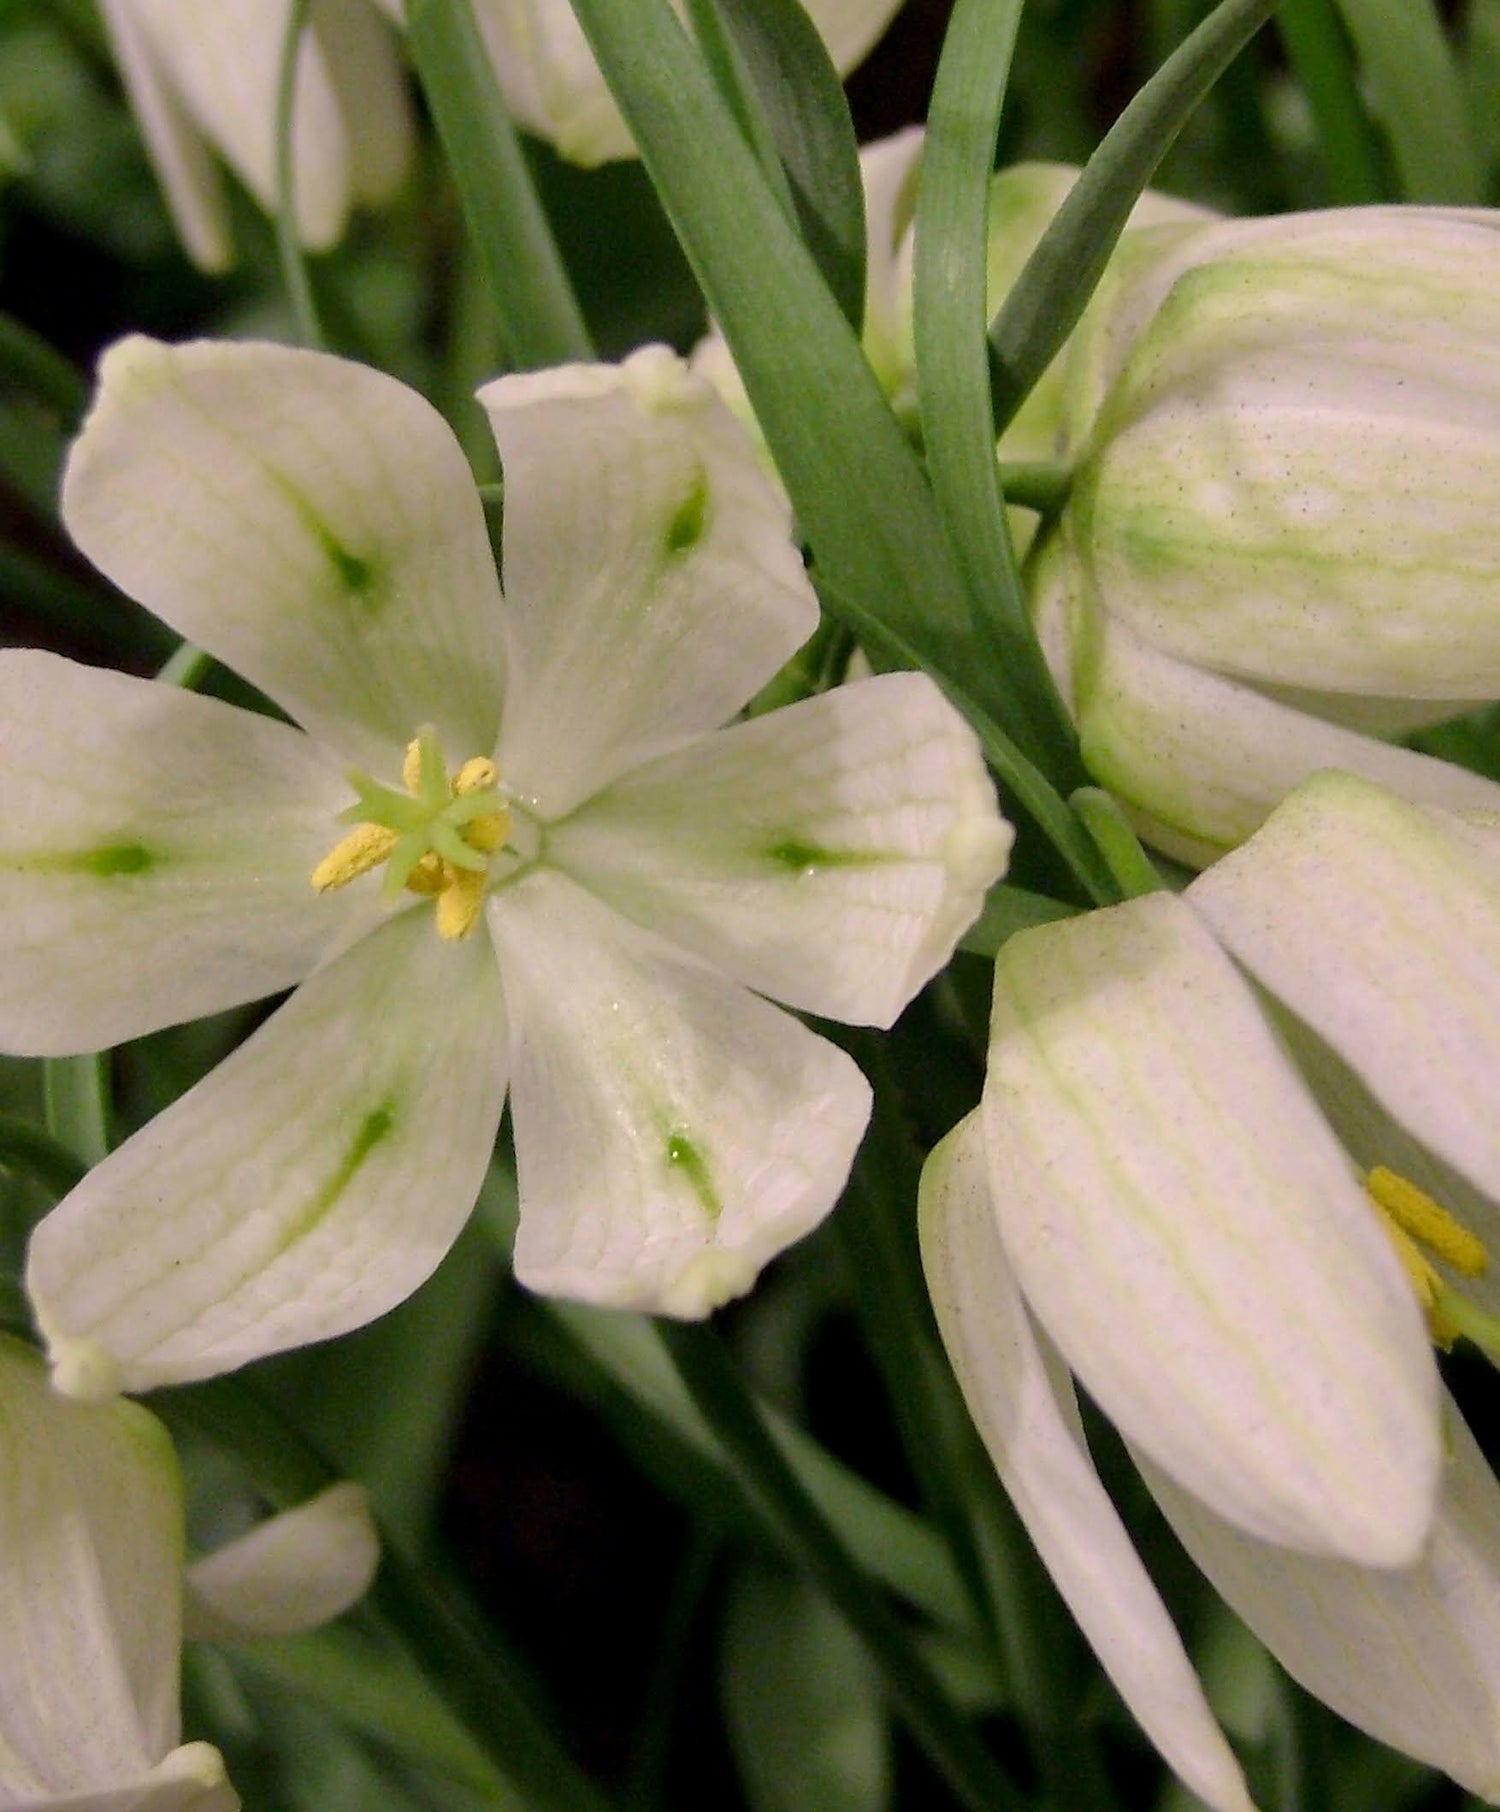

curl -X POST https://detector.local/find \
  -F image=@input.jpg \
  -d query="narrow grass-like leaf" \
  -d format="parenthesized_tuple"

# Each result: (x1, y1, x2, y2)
(682, 0, 801, 229)
(693, 0, 867, 331)
(565, 0, 1071, 786)
(0, 311, 87, 424)
(0, 1114, 87, 1199)
(1331, 0, 1481, 200)
(913, 0, 1078, 782)
(989, 0, 1282, 437)
(408, 0, 594, 367)
(1274, 0, 1387, 201)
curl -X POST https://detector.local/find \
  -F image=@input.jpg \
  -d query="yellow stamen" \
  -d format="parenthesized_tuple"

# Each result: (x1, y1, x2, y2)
(1365, 1165, 1488, 1277)
(454, 756, 499, 795)
(435, 864, 487, 940)
(310, 823, 399, 894)
(401, 736, 424, 793)
(405, 852, 446, 896)
(464, 811, 510, 855)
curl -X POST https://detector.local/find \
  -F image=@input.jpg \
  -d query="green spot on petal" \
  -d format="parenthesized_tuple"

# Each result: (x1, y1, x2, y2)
(764, 837, 883, 873)
(666, 1130, 721, 1222)
(6, 840, 160, 877)
(665, 470, 709, 555)
(266, 465, 385, 611)
(275, 1099, 397, 1254)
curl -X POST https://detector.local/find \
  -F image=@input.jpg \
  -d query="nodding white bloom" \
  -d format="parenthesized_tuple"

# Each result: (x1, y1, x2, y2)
(0, 1333, 378, 1810)
(451, 0, 904, 168)
(10, 335, 1009, 1400)
(1027, 204, 1500, 865)
(100, 0, 413, 271)
(920, 770, 1500, 1806)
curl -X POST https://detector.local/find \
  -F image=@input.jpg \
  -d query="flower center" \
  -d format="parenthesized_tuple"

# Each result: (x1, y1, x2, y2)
(1363, 1164, 1497, 1357)
(310, 727, 512, 940)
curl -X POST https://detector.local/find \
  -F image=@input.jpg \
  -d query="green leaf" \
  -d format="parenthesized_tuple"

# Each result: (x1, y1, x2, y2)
(959, 881, 1077, 957)
(407, 0, 594, 368)
(1331, 0, 1482, 200)
(721, 1562, 890, 1812)
(989, 0, 1283, 437)
(1274, 0, 1388, 202)
(688, 0, 867, 332)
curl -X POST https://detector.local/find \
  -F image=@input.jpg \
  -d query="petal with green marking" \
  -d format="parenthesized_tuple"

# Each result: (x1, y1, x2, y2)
(0, 651, 363, 1055)
(480, 346, 819, 817)
(27, 909, 508, 1397)
(918, 1120, 1254, 1812)
(488, 869, 870, 1316)
(548, 671, 1011, 1026)
(62, 337, 508, 772)
(982, 895, 1440, 1562)
(1189, 772, 1500, 1213)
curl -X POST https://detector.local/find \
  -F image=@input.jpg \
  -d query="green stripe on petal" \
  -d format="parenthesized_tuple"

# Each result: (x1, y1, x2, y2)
(981, 894, 1440, 1563)
(488, 869, 871, 1317)
(27, 909, 509, 1394)
(0, 650, 365, 1055)
(481, 347, 819, 818)
(547, 670, 1012, 1027)
(62, 337, 508, 772)
(918, 1119, 1254, 1812)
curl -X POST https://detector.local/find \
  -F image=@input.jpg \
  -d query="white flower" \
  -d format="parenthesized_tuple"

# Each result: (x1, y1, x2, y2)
(100, 0, 413, 271)
(1027, 205, 1500, 864)
(8, 335, 1010, 1400)
(0, 1332, 378, 1810)
(920, 771, 1500, 1805)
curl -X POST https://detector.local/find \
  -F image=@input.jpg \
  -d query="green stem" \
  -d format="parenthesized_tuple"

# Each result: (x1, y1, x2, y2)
(1070, 787, 1168, 899)
(657, 1319, 1029, 1812)
(408, 0, 594, 368)
(1275, 0, 1388, 202)
(159, 1377, 621, 1812)
(42, 1053, 108, 1167)
(275, 0, 326, 350)
(998, 459, 1073, 519)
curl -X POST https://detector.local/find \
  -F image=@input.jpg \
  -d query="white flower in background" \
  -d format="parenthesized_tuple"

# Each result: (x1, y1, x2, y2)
(100, 0, 413, 271)
(921, 771, 1500, 1806)
(8, 335, 1009, 1400)
(0, 1332, 378, 1810)
(1028, 205, 1500, 864)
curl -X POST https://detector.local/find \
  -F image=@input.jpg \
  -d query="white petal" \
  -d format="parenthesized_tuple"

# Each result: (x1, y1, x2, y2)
(469, 0, 633, 166)
(309, 0, 414, 207)
(0, 1335, 185, 1797)
(1139, 1394, 1500, 1800)
(489, 869, 870, 1316)
(857, 126, 923, 395)
(125, 0, 350, 249)
(1067, 601, 1500, 864)
(184, 1483, 379, 1644)
(0, 651, 361, 1055)
(480, 347, 819, 817)
(63, 337, 508, 772)
(548, 671, 1010, 1026)
(918, 1120, 1255, 1812)
(27, 909, 509, 1397)
(99, 0, 232, 272)
(982, 894, 1440, 1562)
(802, 0, 903, 71)
(36, 1745, 239, 1812)
(1189, 771, 1500, 1208)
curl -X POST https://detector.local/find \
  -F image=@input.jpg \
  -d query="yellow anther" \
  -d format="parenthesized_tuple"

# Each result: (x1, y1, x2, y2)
(401, 737, 424, 793)
(464, 810, 511, 855)
(454, 756, 499, 795)
(436, 865, 487, 940)
(310, 823, 399, 894)
(405, 852, 446, 896)
(1365, 1166, 1489, 1277)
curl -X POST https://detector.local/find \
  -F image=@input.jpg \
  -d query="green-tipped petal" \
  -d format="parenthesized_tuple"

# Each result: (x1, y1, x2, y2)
(0, 652, 362, 1055)
(489, 870, 870, 1316)
(548, 671, 1011, 1026)
(1139, 1394, 1500, 1800)
(27, 910, 508, 1395)
(0, 1336, 230, 1805)
(98, 0, 232, 273)
(982, 895, 1440, 1562)
(62, 337, 508, 772)
(1189, 772, 1500, 1209)
(481, 347, 819, 817)
(310, 0, 415, 208)
(919, 1120, 1255, 1812)
(184, 1483, 379, 1644)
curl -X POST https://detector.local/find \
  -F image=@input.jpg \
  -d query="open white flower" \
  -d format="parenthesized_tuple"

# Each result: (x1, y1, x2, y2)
(9, 335, 1009, 1400)
(1028, 206, 1500, 864)
(920, 771, 1500, 1804)
(100, 0, 413, 270)
(0, 1332, 378, 1810)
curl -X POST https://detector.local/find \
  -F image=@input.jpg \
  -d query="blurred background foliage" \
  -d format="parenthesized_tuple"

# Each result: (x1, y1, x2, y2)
(1, 2, 1497, 1808)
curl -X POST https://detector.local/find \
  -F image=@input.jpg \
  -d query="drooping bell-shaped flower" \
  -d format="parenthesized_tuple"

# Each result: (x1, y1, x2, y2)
(100, 0, 413, 270)
(7, 334, 1009, 1401)
(920, 771, 1500, 1805)
(1027, 205, 1500, 864)
(0, 1332, 379, 1809)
